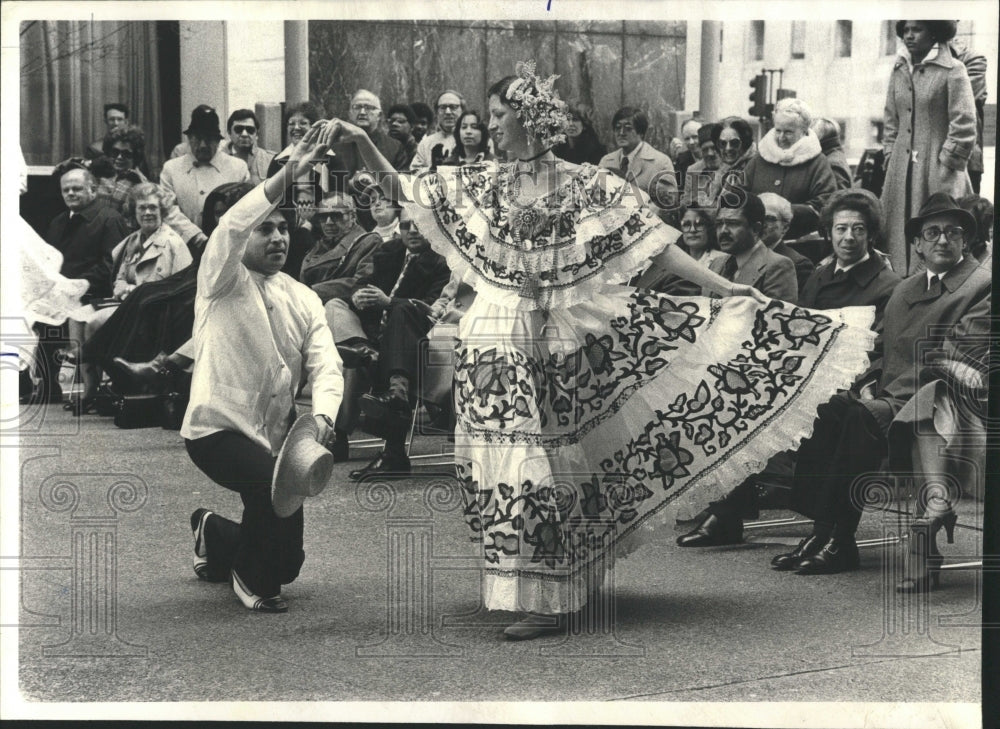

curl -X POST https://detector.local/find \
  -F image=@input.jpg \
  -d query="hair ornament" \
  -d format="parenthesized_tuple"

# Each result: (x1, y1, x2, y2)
(505, 60, 571, 148)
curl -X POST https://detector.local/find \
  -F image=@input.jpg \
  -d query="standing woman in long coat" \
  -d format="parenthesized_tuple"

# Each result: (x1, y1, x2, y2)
(881, 20, 976, 275)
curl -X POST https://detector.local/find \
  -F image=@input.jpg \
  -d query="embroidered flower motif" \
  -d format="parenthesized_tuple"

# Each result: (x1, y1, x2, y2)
(708, 364, 755, 395)
(471, 350, 517, 406)
(524, 516, 567, 568)
(583, 333, 621, 375)
(653, 431, 694, 487)
(772, 309, 832, 348)
(605, 479, 654, 523)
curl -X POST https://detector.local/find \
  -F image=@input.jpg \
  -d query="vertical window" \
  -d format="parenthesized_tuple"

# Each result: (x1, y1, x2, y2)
(835, 20, 852, 57)
(790, 21, 806, 59)
(880, 20, 898, 56)
(750, 20, 764, 62)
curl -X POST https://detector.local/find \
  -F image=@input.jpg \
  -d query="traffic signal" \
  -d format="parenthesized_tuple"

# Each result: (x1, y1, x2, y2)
(748, 74, 768, 118)
(776, 88, 797, 101)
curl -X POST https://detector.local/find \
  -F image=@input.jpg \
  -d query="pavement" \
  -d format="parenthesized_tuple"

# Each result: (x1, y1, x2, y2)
(8, 402, 984, 722)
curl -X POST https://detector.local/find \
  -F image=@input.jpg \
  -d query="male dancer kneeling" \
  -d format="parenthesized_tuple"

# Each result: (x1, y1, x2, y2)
(181, 122, 343, 613)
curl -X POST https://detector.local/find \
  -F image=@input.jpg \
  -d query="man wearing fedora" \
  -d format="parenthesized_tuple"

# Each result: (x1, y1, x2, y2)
(160, 105, 250, 245)
(762, 192, 991, 577)
(181, 121, 344, 614)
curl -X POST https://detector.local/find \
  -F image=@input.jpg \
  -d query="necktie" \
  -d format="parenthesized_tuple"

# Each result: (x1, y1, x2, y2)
(620, 154, 630, 178)
(928, 274, 940, 293)
(381, 253, 416, 328)
(833, 268, 847, 280)
(721, 256, 738, 281)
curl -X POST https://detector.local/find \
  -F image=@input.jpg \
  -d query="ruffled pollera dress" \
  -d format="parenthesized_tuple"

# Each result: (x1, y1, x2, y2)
(402, 160, 876, 615)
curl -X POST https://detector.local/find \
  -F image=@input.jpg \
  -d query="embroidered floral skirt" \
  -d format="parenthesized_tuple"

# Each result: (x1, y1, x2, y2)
(452, 284, 876, 614)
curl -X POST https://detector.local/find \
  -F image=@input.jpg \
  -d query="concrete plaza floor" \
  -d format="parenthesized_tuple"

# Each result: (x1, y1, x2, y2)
(8, 402, 984, 722)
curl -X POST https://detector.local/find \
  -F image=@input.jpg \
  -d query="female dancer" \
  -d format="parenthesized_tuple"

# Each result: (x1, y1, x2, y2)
(326, 62, 876, 640)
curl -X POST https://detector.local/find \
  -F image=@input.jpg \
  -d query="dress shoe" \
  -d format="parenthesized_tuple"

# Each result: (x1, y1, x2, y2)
(190, 508, 223, 582)
(771, 533, 826, 571)
(675, 507, 711, 530)
(795, 535, 860, 575)
(503, 613, 566, 641)
(348, 451, 411, 480)
(231, 569, 288, 613)
(112, 356, 163, 391)
(676, 514, 743, 547)
(337, 342, 379, 370)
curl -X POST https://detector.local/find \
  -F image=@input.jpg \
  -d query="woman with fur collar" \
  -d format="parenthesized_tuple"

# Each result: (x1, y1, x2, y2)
(742, 98, 837, 239)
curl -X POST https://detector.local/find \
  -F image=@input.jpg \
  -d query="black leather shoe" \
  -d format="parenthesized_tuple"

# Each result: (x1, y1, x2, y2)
(771, 533, 825, 571)
(675, 507, 711, 530)
(676, 514, 743, 547)
(337, 342, 379, 369)
(349, 451, 411, 480)
(112, 356, 165, 392)
(795, 535, 860, 575)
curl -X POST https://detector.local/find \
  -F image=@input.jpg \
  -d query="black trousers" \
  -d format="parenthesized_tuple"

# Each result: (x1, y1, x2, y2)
(378, 299, 434, 391)
(185, 431, 304, 598)
(710, 394, 888, 533)
(790, 393, 888, 535)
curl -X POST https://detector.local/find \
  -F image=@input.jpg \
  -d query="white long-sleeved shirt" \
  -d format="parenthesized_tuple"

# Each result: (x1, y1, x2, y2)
(180, 185, 343, 454)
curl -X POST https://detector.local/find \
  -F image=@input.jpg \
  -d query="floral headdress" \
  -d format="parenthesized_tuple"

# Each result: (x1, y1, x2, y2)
(504, 60, 571, 148)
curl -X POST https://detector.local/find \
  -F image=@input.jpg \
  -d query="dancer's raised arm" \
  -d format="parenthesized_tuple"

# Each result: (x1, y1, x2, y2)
(649, 241, 770, 303)
(323, 119, 407, 203)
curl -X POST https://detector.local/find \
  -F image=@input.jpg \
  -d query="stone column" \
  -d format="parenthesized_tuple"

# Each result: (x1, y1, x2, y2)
(284, 21, 309, 103)
(699, 21, 721, 124)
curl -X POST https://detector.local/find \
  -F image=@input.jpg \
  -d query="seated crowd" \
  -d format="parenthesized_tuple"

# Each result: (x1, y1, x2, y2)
(23, 48, 992, 596)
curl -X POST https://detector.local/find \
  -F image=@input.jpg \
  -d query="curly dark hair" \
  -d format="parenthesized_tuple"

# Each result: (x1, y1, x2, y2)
(102, 125, 146, 169)
(894, 20, 958, 43)
(386, 103, 416, 126)
(819, 188, 886, 250)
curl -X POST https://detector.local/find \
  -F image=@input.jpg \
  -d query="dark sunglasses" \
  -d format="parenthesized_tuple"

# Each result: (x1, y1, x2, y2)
(110, 148, 134, 158)
(398, 220, 415, 231)
(718, 139, 743, 149)
(232, 124, 257, 135)
(315, 211, 352, 222)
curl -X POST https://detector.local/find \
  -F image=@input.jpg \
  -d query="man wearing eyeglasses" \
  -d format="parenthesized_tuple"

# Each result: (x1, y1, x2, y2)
(598, 106, 678, 222)
(762, 192, 991, 576)
(324, 209, 451, 474)
(222, 109, 276, 185)
(410, 90, 465, 172)
(325, 90, 410, 187)
(299, 192, 381, 304)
